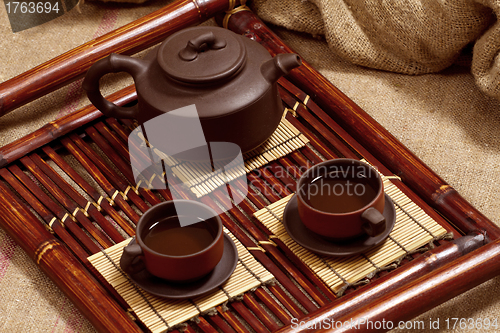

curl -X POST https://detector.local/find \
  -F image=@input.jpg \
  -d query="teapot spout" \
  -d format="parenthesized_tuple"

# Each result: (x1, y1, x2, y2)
(261, 53, 302, 84)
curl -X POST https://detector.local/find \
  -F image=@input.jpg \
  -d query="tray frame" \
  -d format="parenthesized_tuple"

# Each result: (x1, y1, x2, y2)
(1, 1, 500, 332)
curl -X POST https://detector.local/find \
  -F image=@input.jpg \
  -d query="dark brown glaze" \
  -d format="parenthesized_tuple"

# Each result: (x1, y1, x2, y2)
(83, 26, 301, 155)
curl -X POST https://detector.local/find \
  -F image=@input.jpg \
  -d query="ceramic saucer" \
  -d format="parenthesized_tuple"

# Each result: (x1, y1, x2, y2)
(123, 233, 238, 299)
(283, 194, 396, 257)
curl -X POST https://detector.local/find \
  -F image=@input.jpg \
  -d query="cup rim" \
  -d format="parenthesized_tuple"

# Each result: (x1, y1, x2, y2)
(297, 158, 383, 216)
(135, 200, 223, 258)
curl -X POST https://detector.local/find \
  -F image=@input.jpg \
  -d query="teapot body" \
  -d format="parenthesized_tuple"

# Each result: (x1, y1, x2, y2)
(135, 35, 283, 153)
(83, 26, 301, 154)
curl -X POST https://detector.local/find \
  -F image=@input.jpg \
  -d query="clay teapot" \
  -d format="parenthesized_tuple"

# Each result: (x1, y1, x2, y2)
(83, 26, 301, 155)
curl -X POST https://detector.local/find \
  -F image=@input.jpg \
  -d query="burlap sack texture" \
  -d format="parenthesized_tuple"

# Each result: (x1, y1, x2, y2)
(251, 0, 500, 100)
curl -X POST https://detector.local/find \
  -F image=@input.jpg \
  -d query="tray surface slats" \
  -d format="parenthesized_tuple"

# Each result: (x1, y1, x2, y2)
(0, 77, 459, 333)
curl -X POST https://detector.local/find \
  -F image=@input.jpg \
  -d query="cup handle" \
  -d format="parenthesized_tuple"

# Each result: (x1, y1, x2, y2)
(120, 239, 146, 275)
(361, 207, 386, 237)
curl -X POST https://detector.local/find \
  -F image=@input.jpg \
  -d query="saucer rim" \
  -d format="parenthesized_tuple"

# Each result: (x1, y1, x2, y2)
(124, 233, 238, 299)
(283, 193, 396, 257)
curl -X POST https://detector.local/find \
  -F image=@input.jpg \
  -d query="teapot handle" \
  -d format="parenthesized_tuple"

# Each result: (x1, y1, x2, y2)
(82, 53, 148, 119)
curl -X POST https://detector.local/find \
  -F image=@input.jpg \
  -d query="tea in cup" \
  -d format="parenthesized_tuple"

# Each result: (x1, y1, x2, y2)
(120, 200, 224, 282)
(297, 159, 386, 240)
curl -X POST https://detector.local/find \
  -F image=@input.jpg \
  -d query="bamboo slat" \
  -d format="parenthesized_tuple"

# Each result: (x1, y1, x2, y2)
(60, 136, 142, 224)
(206, 314, 238, 333)
(193, 317, 219, 333)
(88, 229, 274, 333)
(216, 305, 253, 333)
(42, 145, 137, 237)
(68, 133, 150, 213)
(231, 301, 269, 332)
(0, 180, 142, 333)
(28, 152, 126, 243)
(20, 155, 114, 249)
(253, 287, 293, 325)
(242, 293, 282, 331)
(5, 164, 102, 254)
(84, 126, 162, 207)
(0, 167, 90, 262)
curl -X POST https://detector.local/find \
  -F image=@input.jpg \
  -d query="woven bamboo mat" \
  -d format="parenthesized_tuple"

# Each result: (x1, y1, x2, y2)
(88, 229, 274, 333)
(254, 176, 450, 296)
(143, 116, 309, 198)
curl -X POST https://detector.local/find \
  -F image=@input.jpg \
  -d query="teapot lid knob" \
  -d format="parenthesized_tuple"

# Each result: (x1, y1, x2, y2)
(178, 32, 227, 61)
(157, 27, 246, 84)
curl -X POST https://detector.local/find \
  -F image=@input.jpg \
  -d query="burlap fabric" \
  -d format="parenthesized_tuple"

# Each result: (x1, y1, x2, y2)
(252, 0, 500, 101)
(1, 0, 500, 332)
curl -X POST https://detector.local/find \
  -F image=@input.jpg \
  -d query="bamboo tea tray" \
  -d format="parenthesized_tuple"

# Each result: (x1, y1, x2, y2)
(1, 1, 500, 332)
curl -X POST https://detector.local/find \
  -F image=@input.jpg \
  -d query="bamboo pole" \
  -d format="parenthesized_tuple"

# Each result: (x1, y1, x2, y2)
(275, 232, 485, 333)
(320, 234, 500, 333)
(0, 86, 137, 168)
(0, 180, 142, 333)
(0, 0, 242, 117)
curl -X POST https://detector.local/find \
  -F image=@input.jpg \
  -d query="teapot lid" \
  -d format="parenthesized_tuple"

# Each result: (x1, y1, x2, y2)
(157, 27, 246, 84)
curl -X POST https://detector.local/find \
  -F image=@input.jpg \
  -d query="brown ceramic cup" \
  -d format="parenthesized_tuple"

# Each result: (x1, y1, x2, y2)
(120, 200, 224, 282)
(297, 159, 386, 241)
